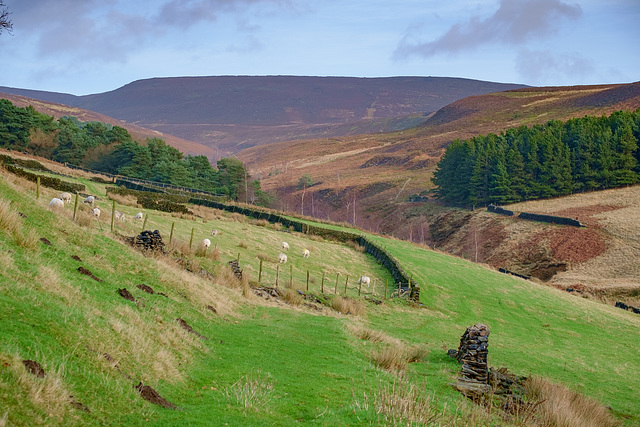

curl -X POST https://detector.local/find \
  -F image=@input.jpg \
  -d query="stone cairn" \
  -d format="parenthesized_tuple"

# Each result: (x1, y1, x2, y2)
(449, 323, 527, 405)
(451, 323, 491, 396)
(125, 230, 166, 253)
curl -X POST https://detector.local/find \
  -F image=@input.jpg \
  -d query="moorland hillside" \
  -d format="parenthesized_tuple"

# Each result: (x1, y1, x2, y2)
(0, 76, 527, 154)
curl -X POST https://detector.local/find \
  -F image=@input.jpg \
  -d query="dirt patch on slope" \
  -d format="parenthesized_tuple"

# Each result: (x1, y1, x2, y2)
(549, 227, 607, 264)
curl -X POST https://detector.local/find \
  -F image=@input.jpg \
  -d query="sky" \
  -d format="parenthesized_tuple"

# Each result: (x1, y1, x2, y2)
(0, 0, 638, 96)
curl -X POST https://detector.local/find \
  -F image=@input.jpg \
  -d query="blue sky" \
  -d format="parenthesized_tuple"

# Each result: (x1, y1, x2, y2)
(1, 0, 638, 95)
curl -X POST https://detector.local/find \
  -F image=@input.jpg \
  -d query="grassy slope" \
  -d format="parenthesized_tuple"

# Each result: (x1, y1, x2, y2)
(1, 165, 639, 425)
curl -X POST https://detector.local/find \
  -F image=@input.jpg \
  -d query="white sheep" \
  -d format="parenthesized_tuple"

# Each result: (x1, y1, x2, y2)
(83, 195, 95, 206)
(357, 276, 371, 288)
(59, 192, 72, 203)
(281, 241, 289, 251)
(302, 248, 310, 258)
(202, 238, 211, 249)
(134, 212, 143, 220)
(114, 210, 125, 222)
(278, 253, 288, 264)
(91, 207, 101, 218)
(211, 229, 219, 236)
(49, 197, 64, 209)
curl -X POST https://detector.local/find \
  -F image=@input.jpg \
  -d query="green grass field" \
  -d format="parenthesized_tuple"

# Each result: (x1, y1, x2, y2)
(1, 167, 638, 426)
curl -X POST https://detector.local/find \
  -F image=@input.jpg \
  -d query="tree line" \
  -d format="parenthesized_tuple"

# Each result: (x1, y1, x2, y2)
(0, 99, 273, 206)
(431, 108, 640, 207)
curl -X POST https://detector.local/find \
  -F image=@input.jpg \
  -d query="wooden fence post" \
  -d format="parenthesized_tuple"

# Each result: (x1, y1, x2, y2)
(344, 275, 349, 295)
(237, 253, 241, 263)
(384, 279, 388, 300)
(306, 270, 309, 291)
(358, 279, 362, 297)
(398, 281, 401, 298)
(321, 272, 325, 294)
(189, 227, 194, 249)
(36, 176, 40, 199)
(258, 258, 263, 283)
(169, 222, 175, 244)
(334, 273, 340, 294)
(110, 200, 116, 232)
(276, 264, 280, 288)
(73, 193, 79, 221)
(141, 216, 148, 233)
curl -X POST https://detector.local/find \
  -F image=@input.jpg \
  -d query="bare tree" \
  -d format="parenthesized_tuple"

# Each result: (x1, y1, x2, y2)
(0, 1, 12, 35)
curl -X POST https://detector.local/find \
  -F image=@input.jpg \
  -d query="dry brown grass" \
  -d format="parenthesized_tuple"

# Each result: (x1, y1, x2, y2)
(369, 343, 428, 372)
(331, 296, 366, 316)
(13, 227, 39, 250)
(106, 193, 139, 208)
(280, 288, 304, 306)
(0, 199, 22, 234)
(524, 376, 619, 427)
(250, 219, 270, 227)
(346, 240, 366, 252)
(167, 239, 194, 257)
(238, 239, 248, 249)
(347, 324, 396, 344)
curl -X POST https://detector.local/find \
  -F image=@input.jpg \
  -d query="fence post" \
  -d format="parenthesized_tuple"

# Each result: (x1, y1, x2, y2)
(344, 275, 349, 295)
(306, 270, 309, 291)
(141, 216, 148, 233)
(189, 227, 194, 249)
(290, 264, 293, 288)
(169, 222, 175, 244)
(358, 279, 362, 297)
(73, 193, 79, 221)
(259, 259, 263, 283)
(321, 272, 325, 294)
(398, 281, 401, 297)
(334, 273, 340, 294)
(384, 279, 388, 300)
(36, 176, 40, 199)
(237, 253, 241, 263)
(276, 264, 280, 288)
(372, 278, 377, 297)
(110, 200, 116, 232)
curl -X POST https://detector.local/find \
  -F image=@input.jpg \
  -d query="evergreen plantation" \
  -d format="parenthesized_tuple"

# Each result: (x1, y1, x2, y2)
(0, 99, 271, 205)
(432, 108, 640, 207)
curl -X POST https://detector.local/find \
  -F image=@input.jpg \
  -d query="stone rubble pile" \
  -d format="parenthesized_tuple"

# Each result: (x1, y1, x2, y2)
(227, 259, 243, 280)
(126, 230, 166, 253)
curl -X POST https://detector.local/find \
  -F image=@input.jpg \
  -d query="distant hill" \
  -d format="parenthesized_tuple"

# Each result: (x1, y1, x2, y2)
(238, 81, 640, 230)
(0, 76, 527, 155)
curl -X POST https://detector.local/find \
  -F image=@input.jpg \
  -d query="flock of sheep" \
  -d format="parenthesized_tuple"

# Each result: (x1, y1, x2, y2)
(48, 193, 144, 223)
(49, 192, 371, 289)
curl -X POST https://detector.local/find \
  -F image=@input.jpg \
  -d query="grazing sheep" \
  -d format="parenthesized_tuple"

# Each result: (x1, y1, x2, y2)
(134, 212, 143, 220)
(91, 207, 101, 218)
(202, 238, 211, 249)
(357, 276, 371, 288)
(278, 253, 288, 264)
(281, 241, 289, 251)
(114, 210, 125, 222)
(49, 197, 64, 209)
(83, 196, 95, 206)
(302, 248, 310, 258)
(211, 229, 219, 236)
(59, 192, 72, 203)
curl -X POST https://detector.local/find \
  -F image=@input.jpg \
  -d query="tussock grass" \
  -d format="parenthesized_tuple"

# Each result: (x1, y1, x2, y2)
(167, 239, 194, 257)
(13, 227, 39, 250)
(331, 296, 366, 316)
(250, 219, 270, 227)
(348, 324, 397, 344)
(370, 343, 428, 372)
(0, 199, 22, 233)
(346, 240, 366, 252)
(280, 288, 304, 306)
(107, 193, 139, 208)
(524, 376, 619, 427)
(223, 371, 276, 412)
(238, 239, 248, 249)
